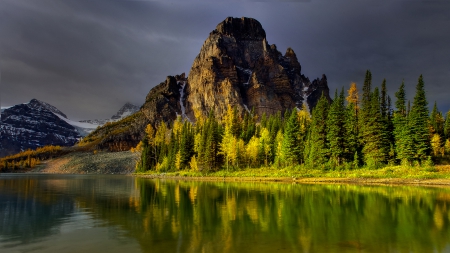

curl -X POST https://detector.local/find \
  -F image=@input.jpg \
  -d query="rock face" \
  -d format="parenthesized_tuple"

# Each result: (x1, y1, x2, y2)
(185, 17, 331, 119)
(82, 17, 331, 151)
(82, 74, 187, 151)
(0, 99, 81, 157)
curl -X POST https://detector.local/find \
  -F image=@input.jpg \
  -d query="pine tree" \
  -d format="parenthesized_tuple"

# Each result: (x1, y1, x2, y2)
(306, 94, 329, 168)
(409, 75, 430, 161)
(345, 100, 359, 161)
(359, 70, 372, 150)
(445, 111, 450, 139)
(345, 83, 360, 161)
(430, 102, 445, 137)
(281, 110, 302, 165)
(361, 88, 385, 167)
(179, 121, 194, 169)
(327, 89, 346, 166)
(380, 79, 388, 118)
(379, 79, 392, 161)
(393, 81, 414, 162)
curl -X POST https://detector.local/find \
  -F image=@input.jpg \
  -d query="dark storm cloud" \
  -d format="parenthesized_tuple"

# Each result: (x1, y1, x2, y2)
(1, 0, 449, 119)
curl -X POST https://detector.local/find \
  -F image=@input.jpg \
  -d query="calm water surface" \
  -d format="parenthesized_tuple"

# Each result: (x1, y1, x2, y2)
(1, 174, 450, 253)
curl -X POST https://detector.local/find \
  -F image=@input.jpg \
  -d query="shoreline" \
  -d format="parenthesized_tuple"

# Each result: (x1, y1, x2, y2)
(135, 174, 450, 187)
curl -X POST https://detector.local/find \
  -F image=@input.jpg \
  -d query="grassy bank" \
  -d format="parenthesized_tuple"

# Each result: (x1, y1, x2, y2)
(135, 165, 450, 185)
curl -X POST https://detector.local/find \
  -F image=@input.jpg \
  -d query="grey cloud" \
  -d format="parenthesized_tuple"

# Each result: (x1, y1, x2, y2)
(1, 0, 449, 119)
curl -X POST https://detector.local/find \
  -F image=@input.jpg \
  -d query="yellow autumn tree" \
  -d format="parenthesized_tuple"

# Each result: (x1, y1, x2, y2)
(155, 121, 168, 146)
(297, 103, 311, 135)
(431, 134, 441, 156)
(445, 139, 450, 155)
(346, 82, 359, 111)
(260, 128, 271, 166)
(220, 105, 237, 170)
(246, 136, 260, 167)
(145, 124, 155, 144)
(189, 155, 199, 171)
(236, 138, 246, 168)
(274, 130, 284, 167)
(175, 151, 182, 170)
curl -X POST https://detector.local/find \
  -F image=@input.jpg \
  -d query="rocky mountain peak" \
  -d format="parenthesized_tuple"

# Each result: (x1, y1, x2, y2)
(110, 102, 139, 121)
(185, 16, 330, 119)
(28, 99, 68, 118)
(214, 17, 266, 41)
(80, 17, 332, 152)
(0, 100, 80, 157)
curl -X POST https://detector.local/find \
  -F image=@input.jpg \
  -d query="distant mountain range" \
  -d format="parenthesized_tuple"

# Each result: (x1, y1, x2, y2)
(0, 99, 139, 157)
(1, 17, 332, 156)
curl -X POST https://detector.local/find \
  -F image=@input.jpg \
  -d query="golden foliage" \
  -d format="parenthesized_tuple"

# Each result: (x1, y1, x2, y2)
(155, 121, 168, 146)
(445, 139, 450, 155)
(297, 104, 311, 134)
(246, 136, 259, 167)
(431, 134, 441, 156)
(131, 141, 144, 153)
(175, 151, 182, 170)
(346, 82, 359, 108)
(189, 156, 199, 171)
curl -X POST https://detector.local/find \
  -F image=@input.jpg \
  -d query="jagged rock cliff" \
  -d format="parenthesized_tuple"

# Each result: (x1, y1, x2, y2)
(81, 17, 331, 151)
(185, 17, 331, 118)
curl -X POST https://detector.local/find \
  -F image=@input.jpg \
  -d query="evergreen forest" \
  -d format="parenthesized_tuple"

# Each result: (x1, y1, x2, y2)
(135, 71, 450, 172)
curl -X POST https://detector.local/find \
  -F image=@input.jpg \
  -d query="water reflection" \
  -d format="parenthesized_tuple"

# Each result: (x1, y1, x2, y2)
(1, 175, 450, 253)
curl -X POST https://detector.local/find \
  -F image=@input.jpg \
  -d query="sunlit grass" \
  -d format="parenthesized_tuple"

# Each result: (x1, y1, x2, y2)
(136, 164, 450, 180)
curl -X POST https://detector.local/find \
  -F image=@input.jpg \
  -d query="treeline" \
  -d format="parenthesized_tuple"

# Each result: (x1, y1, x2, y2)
(0, 145, 63, 171)
(136, 71, 450, 172)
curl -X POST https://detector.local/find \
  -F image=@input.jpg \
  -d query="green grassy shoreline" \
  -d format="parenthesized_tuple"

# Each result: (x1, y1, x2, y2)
(135, 165, 450, 186)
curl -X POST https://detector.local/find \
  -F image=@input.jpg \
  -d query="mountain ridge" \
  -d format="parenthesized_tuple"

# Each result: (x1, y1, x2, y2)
(80, 17, 332, 152)
(0, 100, 139, 157)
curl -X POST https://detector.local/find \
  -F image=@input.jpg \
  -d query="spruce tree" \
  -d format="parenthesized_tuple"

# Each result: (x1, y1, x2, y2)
(444, 111, 450, 139)
(409, 75, 430, 161)
(327, 89, 346, 166)
(379, 79, 392, 161)
(306, 94, 329, 168)
(179, 121, 194, 169)
(430, 102, 445, 137)
(345, 100, 359, 161)
(361, 88, 385, 167)
(359, 70, 372, 148)
(345, 82, 360, 162)
(393, 81, 414, 162)
(281, 110, 301, 165)
(380, 79, 388, 118)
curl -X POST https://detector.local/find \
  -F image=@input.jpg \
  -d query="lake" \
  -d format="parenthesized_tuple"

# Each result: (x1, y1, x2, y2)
(0, 174, 449, 253)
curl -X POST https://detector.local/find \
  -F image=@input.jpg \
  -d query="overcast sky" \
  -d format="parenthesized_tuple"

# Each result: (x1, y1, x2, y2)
(1, 0, 449, 120)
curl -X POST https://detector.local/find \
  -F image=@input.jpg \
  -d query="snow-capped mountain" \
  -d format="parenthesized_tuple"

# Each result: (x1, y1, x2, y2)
(79, 102, 139, 128)
(0, 99, 81, 157)
(111, 102, 139, 121)
(0, 99, 140, 157)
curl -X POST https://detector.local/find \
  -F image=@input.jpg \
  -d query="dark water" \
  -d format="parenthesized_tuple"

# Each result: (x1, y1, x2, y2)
(1, 174, 450, 252)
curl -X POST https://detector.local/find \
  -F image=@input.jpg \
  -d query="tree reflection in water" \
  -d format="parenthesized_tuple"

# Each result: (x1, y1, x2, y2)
(1, 175, 450, 253)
